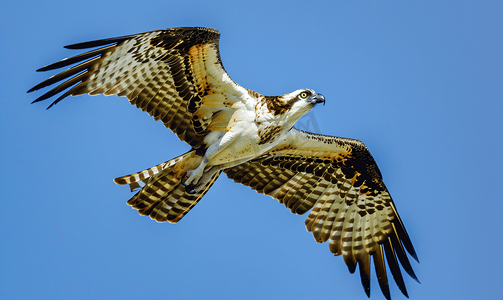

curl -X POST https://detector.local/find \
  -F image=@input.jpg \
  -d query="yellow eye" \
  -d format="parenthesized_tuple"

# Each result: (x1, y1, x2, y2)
(300, 92, 309, 98)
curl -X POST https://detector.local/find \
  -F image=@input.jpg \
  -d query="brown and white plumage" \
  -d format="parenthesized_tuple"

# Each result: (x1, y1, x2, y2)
(226, 128, 419, 298)
(29, 27, 240, 148)
(29, 27, 418, 299)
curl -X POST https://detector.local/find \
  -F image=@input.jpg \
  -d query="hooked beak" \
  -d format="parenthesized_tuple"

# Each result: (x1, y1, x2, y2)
(311, 93, 326, 106)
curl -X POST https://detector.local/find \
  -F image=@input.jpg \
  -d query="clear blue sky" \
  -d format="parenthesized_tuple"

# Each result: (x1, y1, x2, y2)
(1, 1, 502, 299)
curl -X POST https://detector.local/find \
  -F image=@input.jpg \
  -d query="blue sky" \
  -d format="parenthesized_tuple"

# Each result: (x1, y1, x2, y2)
(1, 1, 502, 299)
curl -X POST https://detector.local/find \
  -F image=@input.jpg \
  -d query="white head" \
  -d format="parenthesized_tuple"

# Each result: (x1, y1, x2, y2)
(262, 89, 325, 127)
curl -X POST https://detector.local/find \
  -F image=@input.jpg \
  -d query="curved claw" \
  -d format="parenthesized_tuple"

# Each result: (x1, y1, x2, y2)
(181, 172, 188, 186)
(180, 172, 199, 194)
(185, 187, 199, 194)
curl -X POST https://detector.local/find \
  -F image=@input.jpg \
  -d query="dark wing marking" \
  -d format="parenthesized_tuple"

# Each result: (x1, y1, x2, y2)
(224, 127, 419, 300)
(28, 27, 247, 148)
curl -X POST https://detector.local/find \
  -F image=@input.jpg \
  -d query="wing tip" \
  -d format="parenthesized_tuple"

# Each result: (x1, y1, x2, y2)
(64, 35, 135, 50)
(46, 101, 57, 110)
(36, 65, 56, 72)
(358, 262, 371, 298)
(410, 251, 420, 263)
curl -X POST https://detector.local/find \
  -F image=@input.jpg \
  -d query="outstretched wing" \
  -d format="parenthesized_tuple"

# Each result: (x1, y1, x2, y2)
(28, 27, 250, 148)
(224, 128, 419, 300)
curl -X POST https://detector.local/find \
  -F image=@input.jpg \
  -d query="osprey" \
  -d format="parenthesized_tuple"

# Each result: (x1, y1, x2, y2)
(29, 27, 418, 299)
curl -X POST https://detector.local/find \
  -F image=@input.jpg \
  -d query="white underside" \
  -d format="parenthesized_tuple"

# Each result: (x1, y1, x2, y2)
(184, 104, 293, 189)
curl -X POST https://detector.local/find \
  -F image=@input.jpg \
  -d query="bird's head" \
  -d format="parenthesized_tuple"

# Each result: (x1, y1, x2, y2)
(263, 89, 325, 126)
(292, 88, 326, 109)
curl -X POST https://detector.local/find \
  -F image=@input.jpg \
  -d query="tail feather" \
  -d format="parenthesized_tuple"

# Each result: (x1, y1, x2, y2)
(115, 151, 220, 223)
(114, 154, 187, 191)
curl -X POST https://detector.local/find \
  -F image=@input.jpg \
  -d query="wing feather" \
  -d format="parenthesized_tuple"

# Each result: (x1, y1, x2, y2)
(317, 186, 340, 243)
(374, 246, 391, 299)
(224, 127, 418, 300)
(30, 26, 418, 300)
(29, 27, 252, 148)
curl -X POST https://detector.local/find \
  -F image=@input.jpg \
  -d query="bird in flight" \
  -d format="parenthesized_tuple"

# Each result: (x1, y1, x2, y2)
(29, 27, 419, 299)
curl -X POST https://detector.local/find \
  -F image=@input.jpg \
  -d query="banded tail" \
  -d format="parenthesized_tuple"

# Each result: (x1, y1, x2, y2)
(114, 151, 220, 223)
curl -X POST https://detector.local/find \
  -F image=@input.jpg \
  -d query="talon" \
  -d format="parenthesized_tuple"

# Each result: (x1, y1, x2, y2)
(185, 186, 199, 194)
(181, 172, 188, 186)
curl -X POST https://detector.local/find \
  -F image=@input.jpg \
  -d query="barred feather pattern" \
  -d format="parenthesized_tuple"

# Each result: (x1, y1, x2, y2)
(224, 128, 419, 300)
(29, 27, 418, 300)
(114, 154, 187, 191)
(117, 153, 221, 223)
(29, 27, 243, 148)
(127, 170, 220, 223)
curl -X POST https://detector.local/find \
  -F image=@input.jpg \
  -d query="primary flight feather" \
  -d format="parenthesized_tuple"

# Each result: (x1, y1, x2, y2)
(29, 27, 419, 299)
